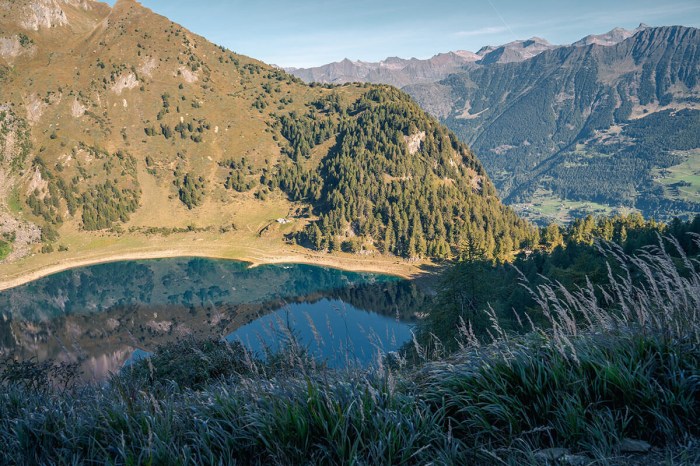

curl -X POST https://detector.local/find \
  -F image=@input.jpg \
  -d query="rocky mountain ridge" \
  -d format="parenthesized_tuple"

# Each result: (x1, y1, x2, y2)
(286, 51, 480, 88)
(286, 26, 647, 87)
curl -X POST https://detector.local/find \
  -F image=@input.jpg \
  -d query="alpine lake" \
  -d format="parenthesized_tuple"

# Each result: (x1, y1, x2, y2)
(0, 259, 431, 381)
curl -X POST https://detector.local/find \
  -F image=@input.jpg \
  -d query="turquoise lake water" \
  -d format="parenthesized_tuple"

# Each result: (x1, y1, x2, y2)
(0, 258, 428, 379)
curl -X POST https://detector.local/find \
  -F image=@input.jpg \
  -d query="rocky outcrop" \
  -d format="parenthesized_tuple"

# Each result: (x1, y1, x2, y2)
(404, 131, 425, 155)
(0, 35, 36, 64)
(71, 99, 86, 118)
(110, 73, 139, 95)
(19, 0, 70, 30)
(25, 94, 47, 124)
(177, 66, 199, 84)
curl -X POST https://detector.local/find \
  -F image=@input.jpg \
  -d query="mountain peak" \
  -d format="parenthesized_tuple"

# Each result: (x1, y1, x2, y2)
(110, 0, 144, 15)
(476, 37, 558, 64)
(453, 50, 480, 60)
(571, 25, 647, 47)
(112, 0, 139, 9)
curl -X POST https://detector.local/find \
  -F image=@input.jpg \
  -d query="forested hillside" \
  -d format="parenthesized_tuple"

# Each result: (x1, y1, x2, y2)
(291, 26, 700, 224)
(0, 0, 533, 277)
(268, 87, 534, 259)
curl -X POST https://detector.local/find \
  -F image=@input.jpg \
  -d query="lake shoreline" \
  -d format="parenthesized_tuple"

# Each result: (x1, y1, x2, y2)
(0, 246, 426, 292)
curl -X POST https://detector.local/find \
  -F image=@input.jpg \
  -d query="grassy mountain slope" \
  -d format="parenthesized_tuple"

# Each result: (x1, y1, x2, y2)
(406, 26, 700, 223)
(0, 0, 534, 286)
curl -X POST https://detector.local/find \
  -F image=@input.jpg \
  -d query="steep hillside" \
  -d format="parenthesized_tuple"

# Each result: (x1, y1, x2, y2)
(0, 0, 534, 285)
(290, 25, 698, 224)
(407, 26, 700, 223)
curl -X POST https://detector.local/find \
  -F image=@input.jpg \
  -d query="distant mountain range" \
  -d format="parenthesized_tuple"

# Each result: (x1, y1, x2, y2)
(286, 36, 561, 88)
(286, 25, 648, 87)
(287, 51, 477, 89)
(289, 24, 700, 224)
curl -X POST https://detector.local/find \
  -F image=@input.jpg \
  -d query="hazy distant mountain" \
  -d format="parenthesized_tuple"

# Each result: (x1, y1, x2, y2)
(476, 37, 557, 65)
(288, 26, 648, 88)
(287, 51, 481, 88)
(407, 26, 700, 223)
(572, 24, 648, 47)
(287, 38, 560, 87)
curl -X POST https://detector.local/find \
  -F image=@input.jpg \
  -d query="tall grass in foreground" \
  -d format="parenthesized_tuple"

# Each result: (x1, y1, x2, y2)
(0, 238, 699, 465)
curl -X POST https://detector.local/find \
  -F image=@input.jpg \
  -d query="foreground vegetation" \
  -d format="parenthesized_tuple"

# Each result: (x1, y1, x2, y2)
(424, 213, 700, 350)
(1, 234, 699, 464)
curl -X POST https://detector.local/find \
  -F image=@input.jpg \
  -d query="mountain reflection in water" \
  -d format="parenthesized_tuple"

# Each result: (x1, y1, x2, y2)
(0, 259, 429, 381)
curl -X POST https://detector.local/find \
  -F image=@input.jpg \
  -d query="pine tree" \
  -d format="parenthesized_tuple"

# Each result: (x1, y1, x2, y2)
(312, 223, 323, 250)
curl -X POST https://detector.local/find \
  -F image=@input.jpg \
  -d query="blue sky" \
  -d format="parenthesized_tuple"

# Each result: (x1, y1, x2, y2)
(110, 0, 700, 68)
